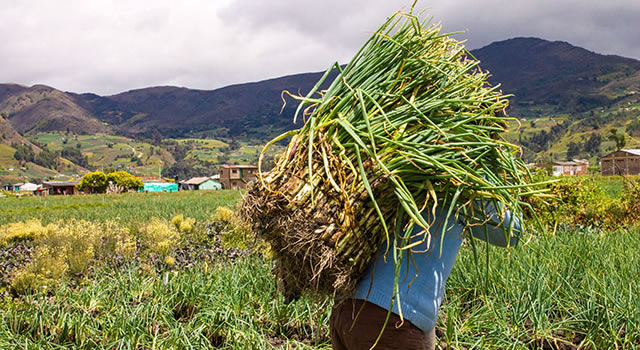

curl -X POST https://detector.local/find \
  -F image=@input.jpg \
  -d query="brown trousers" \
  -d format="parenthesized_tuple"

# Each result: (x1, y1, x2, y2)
(330, 299, 436, 350)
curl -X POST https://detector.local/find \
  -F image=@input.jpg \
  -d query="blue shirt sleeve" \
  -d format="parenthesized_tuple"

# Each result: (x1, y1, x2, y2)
(352, 202, 521, 332)
(467, 200, 522, 247)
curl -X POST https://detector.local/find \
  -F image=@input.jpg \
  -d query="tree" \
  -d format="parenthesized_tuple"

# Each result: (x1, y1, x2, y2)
(11, 142, 35, 163)
(566, 141, 581, 160)
(583, 133, 602, 156)
(34, 148, 57, 169)
(76, 171, 108, 193)
(106, 171, 143, 193)
(164, 159, 201, 179)
(627, 118, 640, 137)
(608, 128, 626, 151)
(60, 146, 89, 168)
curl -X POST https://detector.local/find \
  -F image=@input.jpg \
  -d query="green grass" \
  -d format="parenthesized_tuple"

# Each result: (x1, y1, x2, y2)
(0, 258, 331, 349)
(1, 226, 637, 349)
(174, 138, 283, 166)
(442, 226, 640, 349)
(0, 144, 65, 183)
(1, 190, 639, 348)
(0, 190, 243, 226)
(0, 144, 17, 169)
(176, 138, 229, 148)
(594, 176, 626, 198)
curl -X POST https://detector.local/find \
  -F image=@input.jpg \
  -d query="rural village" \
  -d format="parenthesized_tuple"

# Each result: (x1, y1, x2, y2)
(1, 164, 259, 196)
(4, 150, 640, 196)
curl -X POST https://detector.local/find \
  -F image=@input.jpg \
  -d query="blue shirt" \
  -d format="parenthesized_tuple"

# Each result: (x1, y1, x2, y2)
(352, 203, 520, 332)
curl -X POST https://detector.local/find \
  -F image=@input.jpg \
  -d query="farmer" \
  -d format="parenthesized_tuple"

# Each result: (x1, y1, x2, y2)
(330, 202, 520, 350)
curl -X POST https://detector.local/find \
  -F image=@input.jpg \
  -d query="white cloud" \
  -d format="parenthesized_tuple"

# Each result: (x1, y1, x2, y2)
(0, 0, 638, 95)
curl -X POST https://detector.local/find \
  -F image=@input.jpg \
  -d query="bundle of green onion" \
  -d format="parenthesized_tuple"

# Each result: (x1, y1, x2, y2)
(242, 9, 541, 300)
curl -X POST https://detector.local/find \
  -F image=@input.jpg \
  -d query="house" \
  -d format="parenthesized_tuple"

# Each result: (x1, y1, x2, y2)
(551, 160, 589, 176)
(182, 177, 222, 190)
(2, 183, 21, 191)
(600, 149, 640, 176)
(219, 165, 258, 189)
(19, 183, 41, 192)
(140, 182, 179, 192)
(42, 181, 78, 195)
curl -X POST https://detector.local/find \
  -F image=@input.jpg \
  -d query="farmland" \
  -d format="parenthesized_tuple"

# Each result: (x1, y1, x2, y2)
(503, 109, 640, 164)
(27, 132, 174, 177)
(174, 137, 285, 169)
(0, 183, 639, 349)
(12, 133, 285, 183)
(0, 190, 242, 226)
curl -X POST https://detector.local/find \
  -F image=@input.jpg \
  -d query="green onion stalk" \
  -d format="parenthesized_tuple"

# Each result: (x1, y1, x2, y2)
(242, 8, 547, 301)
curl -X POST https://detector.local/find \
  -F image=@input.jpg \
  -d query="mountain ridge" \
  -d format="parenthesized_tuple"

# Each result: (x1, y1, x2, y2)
(2, 37, 638, 137)
(472, 37, 640, 116)
(1, 37, 639, 180)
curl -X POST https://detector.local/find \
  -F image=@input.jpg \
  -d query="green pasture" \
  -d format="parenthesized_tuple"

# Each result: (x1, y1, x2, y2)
(0, 162, 60, 184)
(0, 190, 243, 226)
(0, 145, 61, 183)
(503, 104, 640, 161)
(0, 144, 17, 169)
(176, 138, 229, 148)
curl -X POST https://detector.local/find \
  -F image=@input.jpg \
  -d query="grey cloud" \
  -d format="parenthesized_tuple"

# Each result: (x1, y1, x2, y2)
(0, 0, 638, 95)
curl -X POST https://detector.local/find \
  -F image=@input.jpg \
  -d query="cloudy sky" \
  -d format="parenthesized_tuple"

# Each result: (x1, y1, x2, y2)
(1, 0, 638, 95)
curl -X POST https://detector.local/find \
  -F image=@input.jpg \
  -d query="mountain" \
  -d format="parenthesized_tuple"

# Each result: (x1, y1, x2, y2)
(0, 84, 110, 135)
(0, 112, 38, 149)
(2, 38, 638, 139)
(1, 37, 639, 174)
(471, 37, 640, 116)
(70, 71, 337, 139)
(68, 38, 640, 138)
(0, 115, 87, 183)
(468, 38, 640, 161)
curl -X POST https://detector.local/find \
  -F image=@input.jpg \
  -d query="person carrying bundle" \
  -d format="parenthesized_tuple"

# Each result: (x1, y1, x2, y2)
(330, 203, 521, 350)
(242, 7, 545, 350)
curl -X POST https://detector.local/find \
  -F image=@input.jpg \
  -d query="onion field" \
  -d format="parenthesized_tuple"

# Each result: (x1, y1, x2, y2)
(0, 186, 638, 349)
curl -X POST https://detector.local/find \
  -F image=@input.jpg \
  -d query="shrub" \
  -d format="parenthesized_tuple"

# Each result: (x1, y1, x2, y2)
(528, 176, 640, 230)
(41, 219, 100, 275)
(172, 214, 196, 233)
(213, 207, 251, 249)
(5, 219, 137, 295)
(96, 220, 136, 262)
(620, 178, 640, 224)
(10, 246, 67, 294)
(171, 214, 184, 229)
(139, 218, 181, 257)
(0, 220, 52, 246)
(179, 218, 195, 233)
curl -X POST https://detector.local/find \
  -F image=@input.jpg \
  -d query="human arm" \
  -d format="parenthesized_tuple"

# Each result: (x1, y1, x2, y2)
(465, 200, 522, 247)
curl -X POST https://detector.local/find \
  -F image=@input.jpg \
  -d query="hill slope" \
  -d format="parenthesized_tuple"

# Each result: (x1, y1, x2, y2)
(0, 84, 110, 135)
(1, 37, 639, 169)
(471, 37, 640, 116)
(70, 71, 337, 139)
(0, 113, 38, 149)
